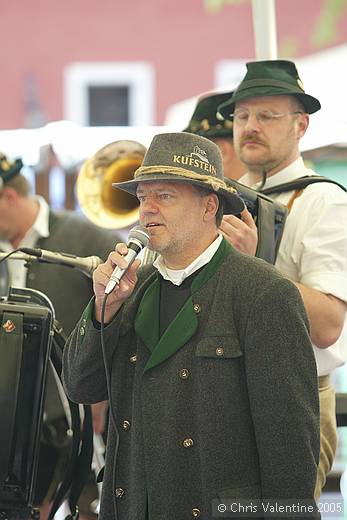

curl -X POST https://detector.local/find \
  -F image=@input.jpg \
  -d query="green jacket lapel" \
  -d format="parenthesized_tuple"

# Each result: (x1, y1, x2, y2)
(136, 238, 232, 371)
(144, 294, 198, 371)
(134, 276, 160, 351)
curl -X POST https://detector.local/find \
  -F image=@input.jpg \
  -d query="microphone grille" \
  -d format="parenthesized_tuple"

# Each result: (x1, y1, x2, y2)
(128, 225, 150, 248)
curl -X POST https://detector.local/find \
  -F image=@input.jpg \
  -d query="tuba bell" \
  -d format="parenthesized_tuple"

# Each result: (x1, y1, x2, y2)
(76, 140, 147, 229)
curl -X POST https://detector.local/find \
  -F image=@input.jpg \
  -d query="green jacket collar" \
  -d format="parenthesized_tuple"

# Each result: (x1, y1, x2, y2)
(135, 237, 232, 371)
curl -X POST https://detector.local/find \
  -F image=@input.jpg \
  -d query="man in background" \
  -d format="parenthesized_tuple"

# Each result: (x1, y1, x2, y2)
(185, 92, 258, 256)
(184, 91, 245, 181)
(0, 152, 120, 518)
(218, 59, 347, 498)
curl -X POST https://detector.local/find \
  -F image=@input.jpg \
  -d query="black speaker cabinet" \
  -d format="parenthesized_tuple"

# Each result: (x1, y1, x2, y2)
(0, 290, 53, 515)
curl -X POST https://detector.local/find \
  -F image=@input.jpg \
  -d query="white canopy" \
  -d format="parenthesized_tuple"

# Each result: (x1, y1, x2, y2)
(164, 44, 347, 153)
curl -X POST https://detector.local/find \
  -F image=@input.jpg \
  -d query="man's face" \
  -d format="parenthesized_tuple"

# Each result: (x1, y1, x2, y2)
(136, 181, 216, 268)
(233, 95, 308, 177)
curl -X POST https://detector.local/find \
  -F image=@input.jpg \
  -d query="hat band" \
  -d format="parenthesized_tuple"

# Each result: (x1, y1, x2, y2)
(134, 165, 237, 194)
(236, 78, 304, 93)
(187, 119, 233, 133)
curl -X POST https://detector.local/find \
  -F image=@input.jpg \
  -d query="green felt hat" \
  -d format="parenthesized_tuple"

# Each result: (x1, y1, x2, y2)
(183, 92, 234, 138)
(218, 60, 321, 119)
(113, 132, 244, 215)
(0, 152, 23, 189)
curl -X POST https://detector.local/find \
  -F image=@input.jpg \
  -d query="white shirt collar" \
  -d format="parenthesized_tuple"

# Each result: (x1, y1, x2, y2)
(153, 234, 223, 286)
(239, 156, 315, 189)
(31, 196, 50, 238)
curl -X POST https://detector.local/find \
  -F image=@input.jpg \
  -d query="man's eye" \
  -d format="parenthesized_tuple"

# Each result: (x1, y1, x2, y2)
(137, 196, 146, 203)
(258, 111, 273, 122)
(235, 112, 248, 120)
(159, 193, 172, 200)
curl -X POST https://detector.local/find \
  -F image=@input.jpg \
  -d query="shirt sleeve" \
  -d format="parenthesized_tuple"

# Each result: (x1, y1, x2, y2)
(279, 183, 347, 302)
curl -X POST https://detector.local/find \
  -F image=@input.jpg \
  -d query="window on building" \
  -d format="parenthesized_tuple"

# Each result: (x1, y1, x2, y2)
(64, 62, 155, 126)
(88, 85, 129, 126)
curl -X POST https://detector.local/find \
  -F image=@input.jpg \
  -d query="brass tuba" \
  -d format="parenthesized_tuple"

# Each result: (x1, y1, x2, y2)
(76, 140, 147, 229)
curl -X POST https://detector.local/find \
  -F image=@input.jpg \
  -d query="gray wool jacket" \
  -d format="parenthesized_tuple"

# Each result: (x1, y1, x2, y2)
(63, 239, 320, 520)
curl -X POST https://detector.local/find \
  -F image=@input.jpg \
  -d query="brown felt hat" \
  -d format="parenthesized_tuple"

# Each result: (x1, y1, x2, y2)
(113, 132, 244, 215)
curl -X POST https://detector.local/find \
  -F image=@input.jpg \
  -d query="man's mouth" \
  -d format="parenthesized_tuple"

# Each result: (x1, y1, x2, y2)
(145, 223, 162, 229)
(242, 140, 264, 146)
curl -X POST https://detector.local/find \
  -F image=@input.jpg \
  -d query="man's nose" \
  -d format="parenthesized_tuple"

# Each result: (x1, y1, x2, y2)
(139, 197, 159, 215)
(243, 113, 261, 132)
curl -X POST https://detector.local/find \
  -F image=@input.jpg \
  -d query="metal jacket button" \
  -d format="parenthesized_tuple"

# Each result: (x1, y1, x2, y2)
(179, 368, 190, 379)
(115, 487, 125, 498)
(183, 437, 194, 448)
(215, 346, 224, 357)
(193, 303, 201, 314)
(122, 420, 131, 431)
(129, 354, 138, 363)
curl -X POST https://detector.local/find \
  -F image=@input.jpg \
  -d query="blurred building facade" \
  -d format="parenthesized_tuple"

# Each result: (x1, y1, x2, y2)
(1, 0, 347, 129)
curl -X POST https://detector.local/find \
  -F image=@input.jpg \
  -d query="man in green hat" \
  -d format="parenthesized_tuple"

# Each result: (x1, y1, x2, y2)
(218, 59, 347, 498)
(184, 92, 258, 256)
(63, 132, 320, 519)
(184, 91, 245, 181)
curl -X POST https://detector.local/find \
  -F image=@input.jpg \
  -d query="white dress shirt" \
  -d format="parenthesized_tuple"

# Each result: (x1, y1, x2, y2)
(153, 234, 223, 286)
(240, 156, 347, 376)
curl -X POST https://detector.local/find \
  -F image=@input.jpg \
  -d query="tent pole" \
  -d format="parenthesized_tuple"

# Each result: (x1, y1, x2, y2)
(251, 0, 278, 60)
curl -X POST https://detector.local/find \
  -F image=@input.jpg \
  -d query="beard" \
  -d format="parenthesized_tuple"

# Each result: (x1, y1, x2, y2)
(237, 138, 290, 177)
(238, 142, 271, 172)
(235, 123, 299, 176)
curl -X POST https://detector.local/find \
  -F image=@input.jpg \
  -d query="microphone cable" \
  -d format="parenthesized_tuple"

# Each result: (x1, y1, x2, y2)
(100, 292, 120, 520)
(96, 225, 149, 518)
(0, 248, 24, 265)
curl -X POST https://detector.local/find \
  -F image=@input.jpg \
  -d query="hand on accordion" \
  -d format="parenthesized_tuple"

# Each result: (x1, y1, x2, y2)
(220, 207, 258, 256)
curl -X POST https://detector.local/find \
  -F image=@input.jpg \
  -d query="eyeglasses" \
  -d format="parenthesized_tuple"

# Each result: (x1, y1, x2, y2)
(231, 109, 304, 126)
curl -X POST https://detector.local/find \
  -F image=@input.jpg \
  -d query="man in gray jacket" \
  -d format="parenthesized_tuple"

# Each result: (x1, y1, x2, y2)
(63, 132, 320, 520)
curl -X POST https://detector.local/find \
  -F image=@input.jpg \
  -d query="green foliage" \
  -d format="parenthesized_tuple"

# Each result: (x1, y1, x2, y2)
(203, 0, 249, 14)
(278, 35, 300, 58)
(311, 0, 347, 48)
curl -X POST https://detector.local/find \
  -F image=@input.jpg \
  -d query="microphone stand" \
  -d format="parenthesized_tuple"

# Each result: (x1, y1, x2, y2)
(0, 251, 37, 264)
(0, 251, 103, 278)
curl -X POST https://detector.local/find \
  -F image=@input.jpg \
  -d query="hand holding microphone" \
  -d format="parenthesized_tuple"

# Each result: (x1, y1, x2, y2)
(93, 225, 150, 322)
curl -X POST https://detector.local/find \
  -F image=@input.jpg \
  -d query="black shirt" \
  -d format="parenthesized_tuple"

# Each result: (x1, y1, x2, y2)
(158, 267, 203, 336)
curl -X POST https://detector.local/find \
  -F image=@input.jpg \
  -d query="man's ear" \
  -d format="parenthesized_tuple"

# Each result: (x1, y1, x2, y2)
(204, 192, 219, 221)
(2, 186, 19, 205)
(297, 113, 309, 140)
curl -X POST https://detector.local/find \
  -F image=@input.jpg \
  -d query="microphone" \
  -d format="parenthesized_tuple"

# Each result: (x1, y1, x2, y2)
(18, 247, 103, 278)
(105, 225, 150, 295)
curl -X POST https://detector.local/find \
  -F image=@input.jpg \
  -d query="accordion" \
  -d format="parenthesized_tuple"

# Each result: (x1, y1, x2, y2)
(0, 288, 54, 516)
(225, 178, 288, 264)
